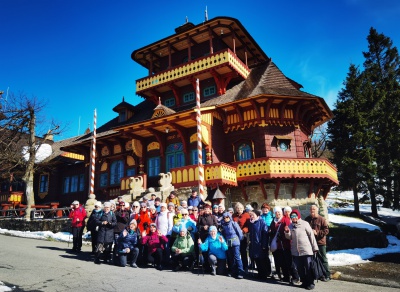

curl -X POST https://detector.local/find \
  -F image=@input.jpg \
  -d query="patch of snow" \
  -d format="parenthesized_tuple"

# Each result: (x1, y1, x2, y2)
(22, 143, 52, 163)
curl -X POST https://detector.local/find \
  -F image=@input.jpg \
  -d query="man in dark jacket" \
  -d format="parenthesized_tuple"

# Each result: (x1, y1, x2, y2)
(87, 201, 103, 253)
(94, 202, 117, 264)
(305, 204, 331, 281)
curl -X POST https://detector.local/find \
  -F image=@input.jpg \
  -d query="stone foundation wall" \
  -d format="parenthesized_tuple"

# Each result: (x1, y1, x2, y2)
(0, 218, 71, 233)
(226, 182, 329, 221)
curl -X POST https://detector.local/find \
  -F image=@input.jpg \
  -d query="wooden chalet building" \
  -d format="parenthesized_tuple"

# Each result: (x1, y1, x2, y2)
(37, 16, 338, 210)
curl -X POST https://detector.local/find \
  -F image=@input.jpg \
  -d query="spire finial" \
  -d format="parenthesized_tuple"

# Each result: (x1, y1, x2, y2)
(205, 6, 208, 21)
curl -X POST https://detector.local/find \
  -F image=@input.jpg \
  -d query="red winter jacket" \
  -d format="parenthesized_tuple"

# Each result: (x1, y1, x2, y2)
(69, 205, 87, 228)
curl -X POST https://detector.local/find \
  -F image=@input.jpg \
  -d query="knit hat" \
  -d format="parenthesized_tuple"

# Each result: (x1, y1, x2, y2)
(209, 226, 217, 232)
(284, 206, 292, 213)
(273, 206, 282, 213)
(132, 201, 140, 207)
(228, 207, 234, 212)
(140, 202, 147, 208)
(223, 212, 232, 219)
(168, 202, 175, 207)
(245, 204, 253, 211)
(94, 201, 102, 208)
(150, 223, 156, 228)
(213, 205, 219, 209)
(104, 202, 111, 208)
(180, 226, 187, 233)
(72, 200, 79, 205)
(290, 209, 301, 219)
(129, 219, 137, 226)
(119, 201, 125, 206)
(160, 203, 167, 208)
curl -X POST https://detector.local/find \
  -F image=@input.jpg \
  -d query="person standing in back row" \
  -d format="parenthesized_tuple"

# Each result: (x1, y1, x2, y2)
(69, 200, 87, 252)
(305, 204, 331, 281)
(232, 202, 250, 273)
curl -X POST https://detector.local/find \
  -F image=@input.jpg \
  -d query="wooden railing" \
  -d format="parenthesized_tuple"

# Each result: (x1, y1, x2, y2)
(136, 48, 250, 93)
(233, 157, 338, 184)
(170, 162, 238, 188)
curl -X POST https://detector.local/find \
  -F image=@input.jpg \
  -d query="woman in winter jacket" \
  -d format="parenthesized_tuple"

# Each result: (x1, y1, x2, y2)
(260, 202, 274, 227)
(141, 223, 168, 270)
(269, 206, 292, 282)
(198, 226, 228, 276)
(117, 219, 140, 268)
(94, 202, 117, 264)
(132, 203, 152, 234)
(172, 208, 197, 239)
(248, 210, 271, 280)
(285, 209, 319, 290)
(220, 212, 244, 279)
(171, 227, 195, 270)
(87, 202, 103, 253)
(69, 200, 87, 252)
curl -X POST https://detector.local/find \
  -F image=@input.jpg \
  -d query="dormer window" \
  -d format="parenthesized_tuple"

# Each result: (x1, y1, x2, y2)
(119, 110, 126, 122)
(204, 86, 216, 97)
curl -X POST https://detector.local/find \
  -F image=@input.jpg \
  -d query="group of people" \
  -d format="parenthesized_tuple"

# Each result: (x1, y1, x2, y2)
(69, 189, 331, 290)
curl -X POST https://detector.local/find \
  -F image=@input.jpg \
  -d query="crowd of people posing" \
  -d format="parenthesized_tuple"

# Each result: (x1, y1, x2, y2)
(69, 189, 331, 290)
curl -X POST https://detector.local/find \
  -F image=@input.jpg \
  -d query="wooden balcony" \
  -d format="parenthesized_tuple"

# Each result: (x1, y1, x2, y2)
(232, 157, 338, 185)
(136, 48, 250, 95)
(170, 162, 238, 188)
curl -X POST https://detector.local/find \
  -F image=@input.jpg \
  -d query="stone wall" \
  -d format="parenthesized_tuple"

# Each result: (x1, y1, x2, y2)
(227, 182, 329, 220)
(0, 218, 71, 233)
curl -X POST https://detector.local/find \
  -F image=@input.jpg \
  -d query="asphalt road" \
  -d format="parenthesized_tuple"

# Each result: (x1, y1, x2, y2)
(0, 234, 398, 292)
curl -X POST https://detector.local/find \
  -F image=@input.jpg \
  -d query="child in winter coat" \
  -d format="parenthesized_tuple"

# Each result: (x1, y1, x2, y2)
(220, 212, 244, 279)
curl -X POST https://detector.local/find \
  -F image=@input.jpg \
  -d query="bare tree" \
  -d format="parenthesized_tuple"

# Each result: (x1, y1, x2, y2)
(0, 92, 61, 220)
(310, 124, 332, 159)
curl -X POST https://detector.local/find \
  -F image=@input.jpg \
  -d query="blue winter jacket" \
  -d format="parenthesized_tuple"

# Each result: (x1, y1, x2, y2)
(260, 211, 274, 227)
(117, 229, 139, 252)
(172, 218, 197, 238)
(199, 232, 228, 260)
(248, 217, 269, 259)
(220, 212, 243, 247)
(187, 196, 203, 207)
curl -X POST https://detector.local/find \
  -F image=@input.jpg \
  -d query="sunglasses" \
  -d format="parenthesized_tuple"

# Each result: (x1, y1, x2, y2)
(290, 214, 298, 219)
(182, 214, 188, 216)
(193, 209, 198, 211)
(141, 206, 147, 208)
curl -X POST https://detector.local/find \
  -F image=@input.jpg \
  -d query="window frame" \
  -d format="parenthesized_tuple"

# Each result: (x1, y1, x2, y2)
(183, 92, 195, 103)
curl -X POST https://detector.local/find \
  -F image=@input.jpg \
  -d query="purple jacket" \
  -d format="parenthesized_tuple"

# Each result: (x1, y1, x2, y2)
(141, 232, 168, 254)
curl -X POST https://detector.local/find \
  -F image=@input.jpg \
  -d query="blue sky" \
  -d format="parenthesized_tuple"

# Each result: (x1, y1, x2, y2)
(1, 0, 399, 141)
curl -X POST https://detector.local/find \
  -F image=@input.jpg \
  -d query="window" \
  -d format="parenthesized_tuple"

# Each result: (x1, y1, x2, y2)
(203, 86, 216, 97)
(127, 168, 136, 176)
(39, 174, 49, 193)
(70, 175, 79, 192)
(304, 143, 310, 158)
(191, 149, 206, 165)
(63, 177, 70, 194)
(165, 98, 175, 107)
(237, 144, 252, 161)
(119, 110, 126, 122)
(148, 157, 160, 177)
(110, 160, 124, 185)
(183, 92, 195, 103)
(166, 143, 185, 172)
(79, 174, 85, 191)
(100, 173, 108, 187)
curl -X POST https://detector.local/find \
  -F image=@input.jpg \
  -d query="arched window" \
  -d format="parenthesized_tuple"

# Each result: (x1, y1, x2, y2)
(237, 144, 252, 161)
(110, 160, 124, 185)
(166, 143, 185, 172)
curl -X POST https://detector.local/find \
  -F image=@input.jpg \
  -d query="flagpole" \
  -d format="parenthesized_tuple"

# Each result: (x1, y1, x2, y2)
(89, 108, 97, 200)
(196, 79, 205, 199)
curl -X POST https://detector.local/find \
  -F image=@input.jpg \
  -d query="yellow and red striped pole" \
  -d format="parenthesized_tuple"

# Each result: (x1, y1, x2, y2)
(89, 109, 97, 199)
(196, 79, 205, 198)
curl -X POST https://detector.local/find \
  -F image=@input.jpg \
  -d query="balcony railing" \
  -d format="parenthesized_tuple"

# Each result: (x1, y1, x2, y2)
(136, 48, 250, 93)
(233, 157, 338, 184)
(170, 162, 238, 188)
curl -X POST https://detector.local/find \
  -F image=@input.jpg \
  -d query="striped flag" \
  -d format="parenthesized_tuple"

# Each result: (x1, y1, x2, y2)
(89, 109, 97, 198)
(196, 79, 205, 198)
